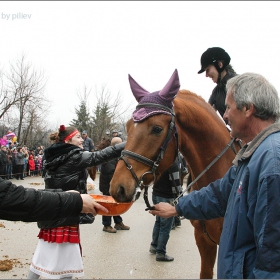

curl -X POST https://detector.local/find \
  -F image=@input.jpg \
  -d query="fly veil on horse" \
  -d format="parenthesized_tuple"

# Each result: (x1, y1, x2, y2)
(109, 69, 240, 279)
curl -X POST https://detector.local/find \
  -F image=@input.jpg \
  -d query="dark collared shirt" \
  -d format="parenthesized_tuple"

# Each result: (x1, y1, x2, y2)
(82, 137, 94, 151)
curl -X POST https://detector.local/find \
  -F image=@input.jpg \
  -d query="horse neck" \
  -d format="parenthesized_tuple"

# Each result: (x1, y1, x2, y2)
(174, 103, 233, 189)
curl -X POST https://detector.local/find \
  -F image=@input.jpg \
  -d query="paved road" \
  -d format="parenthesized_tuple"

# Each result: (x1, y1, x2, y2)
(0, 175, 217, 279)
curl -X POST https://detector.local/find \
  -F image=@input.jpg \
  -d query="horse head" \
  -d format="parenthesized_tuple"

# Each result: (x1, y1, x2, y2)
(96, 138, 111, 150)
(87, 138, 111, 181)
(110, 69, 180, 202)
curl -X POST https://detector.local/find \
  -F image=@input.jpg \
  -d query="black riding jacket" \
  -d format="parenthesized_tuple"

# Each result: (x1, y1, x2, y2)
(208, 70, 237, 118)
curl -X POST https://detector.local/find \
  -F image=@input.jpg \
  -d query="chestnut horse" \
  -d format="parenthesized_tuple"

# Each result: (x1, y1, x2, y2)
(87, 138, 111, 181)
(110, 70, 240, 279)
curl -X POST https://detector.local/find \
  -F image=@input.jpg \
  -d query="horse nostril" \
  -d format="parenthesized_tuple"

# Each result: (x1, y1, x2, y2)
(115, 185, 127, 202)
(118, 186, 125, 196)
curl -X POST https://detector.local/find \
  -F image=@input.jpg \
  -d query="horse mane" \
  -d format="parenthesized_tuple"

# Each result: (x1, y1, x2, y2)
(173, 89, 233, 191)
(178, 89, 206, 102)
(174, 90, 227, 135)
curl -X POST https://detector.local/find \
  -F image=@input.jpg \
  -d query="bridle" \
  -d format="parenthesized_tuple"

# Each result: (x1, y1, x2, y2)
(119, 103, 178, 210)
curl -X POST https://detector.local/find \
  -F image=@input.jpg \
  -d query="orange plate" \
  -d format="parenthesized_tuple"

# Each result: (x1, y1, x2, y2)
(90, 194, 133, 216)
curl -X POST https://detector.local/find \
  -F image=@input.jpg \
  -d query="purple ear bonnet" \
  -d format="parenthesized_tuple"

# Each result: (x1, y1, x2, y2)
(129, 69, 180, 122)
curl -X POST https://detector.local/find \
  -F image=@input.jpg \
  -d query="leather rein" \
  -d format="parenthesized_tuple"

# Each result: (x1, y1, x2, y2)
(172, 137, 239, 245)
(119, 103, 178, 211)
(173, 137, 236, 205)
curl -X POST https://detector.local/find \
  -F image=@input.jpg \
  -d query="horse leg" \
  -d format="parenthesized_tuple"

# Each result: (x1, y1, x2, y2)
(191, 220, 218, 279)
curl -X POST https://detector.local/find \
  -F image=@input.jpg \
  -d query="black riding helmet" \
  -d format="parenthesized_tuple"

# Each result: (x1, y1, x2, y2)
(198, 47, 231, 74)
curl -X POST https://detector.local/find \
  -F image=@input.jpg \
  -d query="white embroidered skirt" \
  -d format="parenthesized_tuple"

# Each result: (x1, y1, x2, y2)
(29, 239, 84, 279)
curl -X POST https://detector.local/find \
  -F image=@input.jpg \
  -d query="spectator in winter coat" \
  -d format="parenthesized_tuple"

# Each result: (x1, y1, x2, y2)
(99, 137, 130, 233)
(28, 154, 35, 177)
(0, 146, 8, 179)
(6, 148, 13, 179)
(15, 147, 25, 180)
(34, 156, 40, 176)
(82, 130, 95, 151)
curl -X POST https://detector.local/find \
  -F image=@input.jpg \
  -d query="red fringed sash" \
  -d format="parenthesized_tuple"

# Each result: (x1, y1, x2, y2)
(38, 226, 80, 243)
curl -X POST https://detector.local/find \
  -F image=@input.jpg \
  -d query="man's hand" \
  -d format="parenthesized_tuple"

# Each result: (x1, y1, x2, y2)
(80, 194, 109, 215)
(149, 202, 178, 218)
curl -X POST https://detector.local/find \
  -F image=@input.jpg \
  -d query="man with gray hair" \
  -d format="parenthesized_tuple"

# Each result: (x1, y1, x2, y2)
(150, 72, 280, 278)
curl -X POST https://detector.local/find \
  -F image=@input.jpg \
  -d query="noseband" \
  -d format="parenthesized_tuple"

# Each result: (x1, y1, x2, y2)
(120, 103, 178, 210)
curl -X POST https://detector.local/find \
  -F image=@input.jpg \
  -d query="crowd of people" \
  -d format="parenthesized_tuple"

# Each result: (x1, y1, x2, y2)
(0, 142, 45, 180)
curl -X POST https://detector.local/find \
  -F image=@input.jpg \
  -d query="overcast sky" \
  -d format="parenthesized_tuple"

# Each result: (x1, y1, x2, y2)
(1, 1, 280, 128)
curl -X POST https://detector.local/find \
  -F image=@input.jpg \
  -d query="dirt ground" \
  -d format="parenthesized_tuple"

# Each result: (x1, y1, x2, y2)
(0, 175, 217, 279)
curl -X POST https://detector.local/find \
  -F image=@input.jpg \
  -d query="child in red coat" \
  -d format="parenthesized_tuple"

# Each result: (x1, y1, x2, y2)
(28, 155, 35, 177)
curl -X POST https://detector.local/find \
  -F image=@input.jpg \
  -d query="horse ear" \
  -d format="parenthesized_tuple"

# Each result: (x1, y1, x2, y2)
(159, 69, 180, 101)
(128, 74, 150, 102)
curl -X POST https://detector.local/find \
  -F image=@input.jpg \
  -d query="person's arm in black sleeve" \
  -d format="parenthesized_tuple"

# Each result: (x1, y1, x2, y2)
(82, 141, 126, 167)
(0, 178, 82, 222)
(103, 141, 125, 159)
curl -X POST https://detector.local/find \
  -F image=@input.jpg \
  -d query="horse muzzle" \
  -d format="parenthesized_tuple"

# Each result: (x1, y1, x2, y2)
(110, 183, 138, 203)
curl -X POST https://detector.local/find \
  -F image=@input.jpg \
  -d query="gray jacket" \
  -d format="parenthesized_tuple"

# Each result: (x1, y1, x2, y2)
(15, 152, 25, 165)
(82, 136, 94, 151)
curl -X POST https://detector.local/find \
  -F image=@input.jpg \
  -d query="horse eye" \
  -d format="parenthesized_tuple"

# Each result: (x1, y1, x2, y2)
(151, 126, 163, 135)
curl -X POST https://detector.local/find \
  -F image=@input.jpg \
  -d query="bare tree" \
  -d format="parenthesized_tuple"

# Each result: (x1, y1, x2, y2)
(90, 84, 133, 143)
(21, 102, 51, 147)
(5, 54, 49, 144)
(0, 68, 21, 121)
(70, 83, 134, 145)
